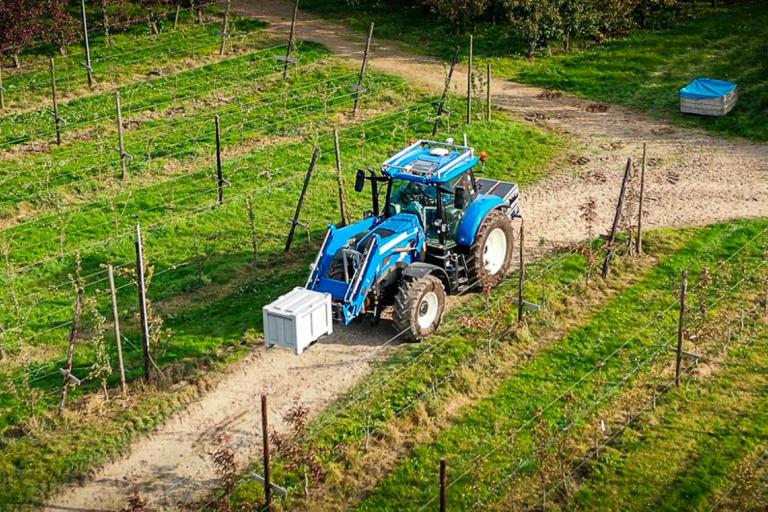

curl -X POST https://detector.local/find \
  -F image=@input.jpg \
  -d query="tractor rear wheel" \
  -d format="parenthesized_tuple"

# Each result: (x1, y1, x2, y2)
(468, 210, 515, 290)
(393, 275, 446, 342)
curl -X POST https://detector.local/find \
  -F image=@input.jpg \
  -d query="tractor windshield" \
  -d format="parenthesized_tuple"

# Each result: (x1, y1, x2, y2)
(386, 174, 476, 243)
(386, 179, 438, 231)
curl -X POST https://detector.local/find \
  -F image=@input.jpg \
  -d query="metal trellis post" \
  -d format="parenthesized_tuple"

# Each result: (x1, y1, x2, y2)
(467, 34, 473, 124)
(432, 47, 460, 136)
(135, 222, 151, 379)
(116, 91, 128, 180)
(49, 57, 62, 146)
(215, 115, 224, 205)
(285, 147, 319, 252)
(636, 143, 647, 255)
(80, 0, 94, 88)
(602, 158, 633, 278)
(108, 264, 127, 395)
(282, 0, 300, 79)
(333, 128, 348, 226)
(352, 22, 374, 117)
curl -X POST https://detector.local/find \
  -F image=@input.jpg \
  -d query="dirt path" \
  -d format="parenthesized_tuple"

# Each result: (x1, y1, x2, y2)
(47, 1, 768, 510)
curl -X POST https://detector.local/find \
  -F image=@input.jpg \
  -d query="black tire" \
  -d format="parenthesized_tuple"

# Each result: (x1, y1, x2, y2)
(392, 275, 446, 342)
(467, 210, 515, 290)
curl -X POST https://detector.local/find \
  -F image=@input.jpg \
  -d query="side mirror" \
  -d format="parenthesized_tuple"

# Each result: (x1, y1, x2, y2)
(454, 187, 466, 209)
(354, 169, 366, 192)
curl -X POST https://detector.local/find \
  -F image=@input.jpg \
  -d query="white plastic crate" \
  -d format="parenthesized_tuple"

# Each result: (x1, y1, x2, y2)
(262, 287, 333, 355)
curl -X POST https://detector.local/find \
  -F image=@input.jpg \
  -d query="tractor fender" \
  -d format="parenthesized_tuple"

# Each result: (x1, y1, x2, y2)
(402, 262, 450, 291)
(456, 195, 507, 246)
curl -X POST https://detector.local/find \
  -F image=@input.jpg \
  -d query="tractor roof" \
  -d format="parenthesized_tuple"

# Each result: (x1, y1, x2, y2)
(382, 140, 480, 184)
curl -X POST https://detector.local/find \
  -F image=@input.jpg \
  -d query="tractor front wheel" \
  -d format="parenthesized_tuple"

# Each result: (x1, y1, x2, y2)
(393, 275, 446, 342)
(468, 210, 515, 290)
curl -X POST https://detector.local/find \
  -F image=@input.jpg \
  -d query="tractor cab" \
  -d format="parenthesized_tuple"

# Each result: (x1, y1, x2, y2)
(378, 142, 482, 246)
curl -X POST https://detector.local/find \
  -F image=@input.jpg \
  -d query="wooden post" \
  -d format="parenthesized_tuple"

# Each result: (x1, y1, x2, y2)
(333, 128, 348, 225)
(486, 63, 491, 121)
(246, 194, 258, 262)
(466, 34, 473, 124)
(196, 0, 203, 23)
(675, 270, 688, 387)
(215, 115, 224, 205)
(285, 147, 319, 252)
(439, 459, 447, 512)
(262, 394, 272, 511)
(108, 265, 127, 395)
(219, 0, 231, 56)
(601, 158, 633, 278)
(116, 91, 128, 180)
(518, 219, 525, 325)
(283, 0, 299, 79)
(135, 222, 151, 379)
(80, 0, 94, 88)
(636, 143, 647, 255)
(352, 22, 374, 117)
(59, 287, 84, 413)
(764, 288, 768, 317)
(432, 47, 460, 136)
(0, 63, 5, 110)
(49, 57, 62, 146)
(173, 2, 181, 30)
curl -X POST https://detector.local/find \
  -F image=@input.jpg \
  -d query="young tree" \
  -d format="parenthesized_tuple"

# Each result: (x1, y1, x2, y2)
(41, 0, 80, 56)
(139, 0, 174, 34)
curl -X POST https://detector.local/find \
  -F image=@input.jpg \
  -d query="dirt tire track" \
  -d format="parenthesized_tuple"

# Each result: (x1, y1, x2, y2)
(47, 1, 768, 509)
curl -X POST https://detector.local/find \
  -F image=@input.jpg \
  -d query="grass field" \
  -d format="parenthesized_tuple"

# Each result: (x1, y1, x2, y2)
(0, 4, 259, 112)
(0, 12, 563, 497)
(298, 0, 768, 141)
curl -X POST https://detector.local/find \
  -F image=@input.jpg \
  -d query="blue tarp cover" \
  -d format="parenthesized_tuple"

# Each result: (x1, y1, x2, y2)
(680, 78, 737, 100)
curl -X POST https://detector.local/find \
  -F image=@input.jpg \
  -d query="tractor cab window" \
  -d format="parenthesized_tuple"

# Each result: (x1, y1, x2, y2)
(386, 179, 438, 232)
(386, 173, 477, 243)
(443, 173, 475, 239)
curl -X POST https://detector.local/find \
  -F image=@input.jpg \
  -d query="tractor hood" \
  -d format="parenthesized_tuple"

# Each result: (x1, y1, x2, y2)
(355, 213, 423, 253)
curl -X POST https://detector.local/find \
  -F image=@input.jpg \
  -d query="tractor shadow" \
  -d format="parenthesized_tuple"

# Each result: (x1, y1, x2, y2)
(316, 315, 401, 349)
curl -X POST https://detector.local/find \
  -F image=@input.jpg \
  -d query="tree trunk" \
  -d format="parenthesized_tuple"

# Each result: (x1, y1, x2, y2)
(149, 14, 159, 35)
(12, 52, 20, 68)
(563, 31, 571, 52)
(101, 2, 111, 45)
(59, 46, 67, 56)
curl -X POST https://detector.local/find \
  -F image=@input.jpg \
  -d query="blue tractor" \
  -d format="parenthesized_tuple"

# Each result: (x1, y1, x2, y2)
(300, 139, 521, 341)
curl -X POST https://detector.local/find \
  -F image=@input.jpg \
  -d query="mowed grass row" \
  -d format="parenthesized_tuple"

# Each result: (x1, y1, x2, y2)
(351, 220, 768, 511)
(0, 17, 277, 149)
(298, 0, 768, 141)
(569, 317, 768, 512)
(486, 249, 768, 509)
(0, 4, 257, 113)
(0, 106, 560, 427)
(0, 111, 560, 504)
(0, 53, 388, 222)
